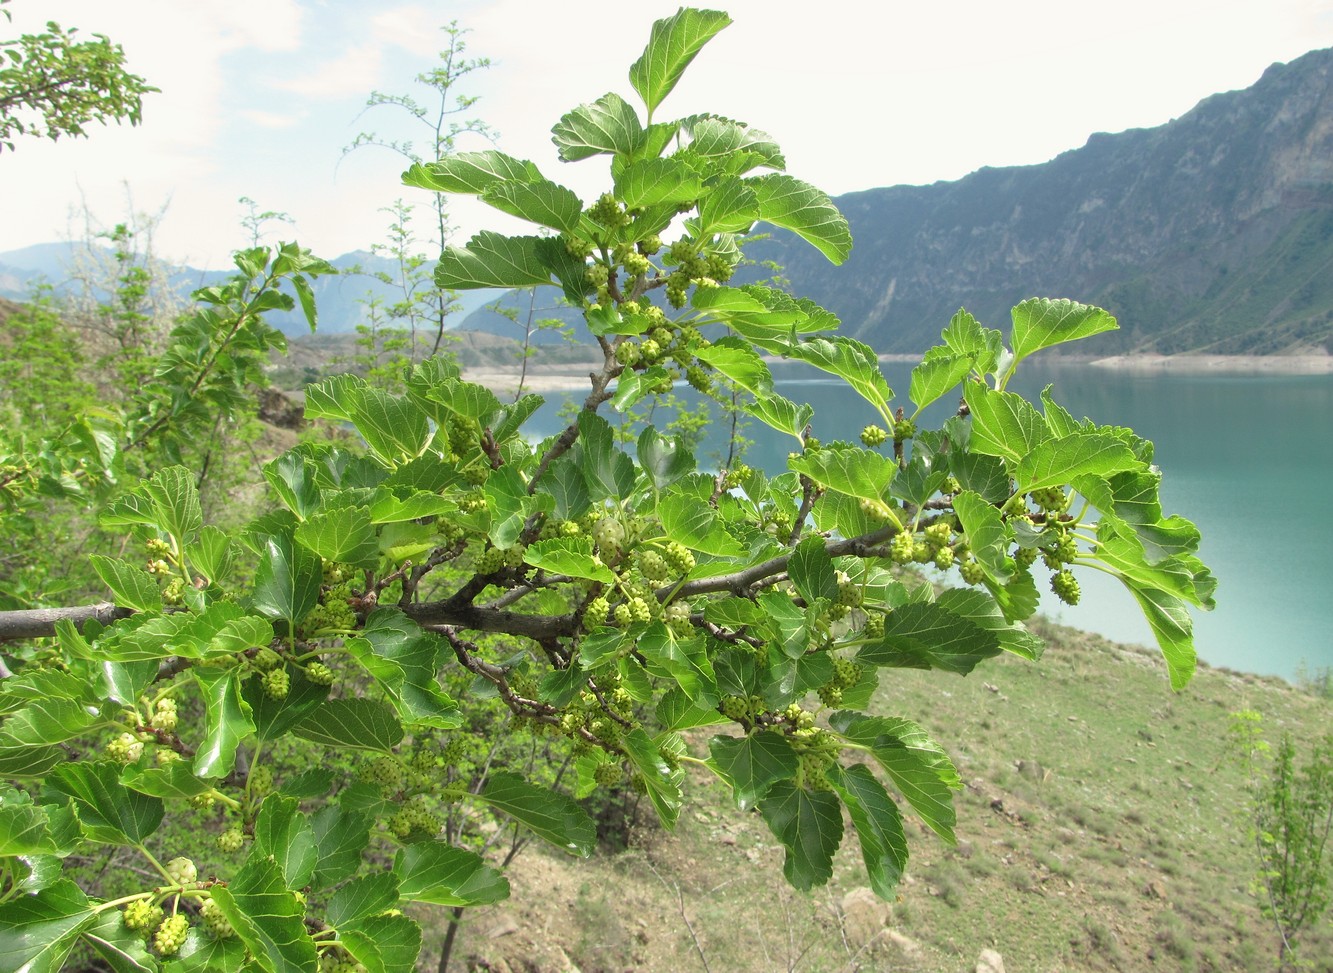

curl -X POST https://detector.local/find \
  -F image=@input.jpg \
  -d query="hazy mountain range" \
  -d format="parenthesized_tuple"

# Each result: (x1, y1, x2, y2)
(5, 46, 1331, 355)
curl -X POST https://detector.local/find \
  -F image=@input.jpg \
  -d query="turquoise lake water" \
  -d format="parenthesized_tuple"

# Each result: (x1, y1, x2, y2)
(526, 363, 1333, 682)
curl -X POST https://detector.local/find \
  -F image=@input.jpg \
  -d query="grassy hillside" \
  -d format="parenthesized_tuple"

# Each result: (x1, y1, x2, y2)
(435, 622, 1331, 973)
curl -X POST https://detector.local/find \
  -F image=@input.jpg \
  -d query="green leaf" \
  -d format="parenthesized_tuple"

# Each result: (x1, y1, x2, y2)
(310, 803, 373, 890)
(637, 427, 694, 491)
(263, 453, 321, 520)
(294, 506, 379, 569)
(789, 447, 896, 505)
(523, 537, 615, 584)
(696, 176, 759, 235)
(47, 762, 163, 845)
(481, 178, 583, 233)
(0, 794, 72, 857)
(656, 689, 729, 731)
(169, 928, 246, 973)
(963, 382, 1050, 464)
(952, 490, 1014, 584)
(749, 174, 851, 264)
(252, 795, 318, 890)
(692, 337, 773, 397)
(1077, 469, 1201, 564)
(484, 465, 536, 549)
(939, 307, 1002, 376)
(142, 466, 203, 546)
(708, 732, 799, 810)
(192, 668, 255, 779)
(191, 525, 236, 585)
(347, 388, 431, 466)
(292, 698, 403, 753)
(343, 611, 461, 730)
(787, 535, 838, 606)
(658, 493, 744, 557)
(326, 874, 400, 926)
(88, 556, 161, 614)
(830, 712, 959, 842)
(758, 781, 843, 890)
(243, 668, 330, 744)
(551, 92, 644, 161)
(0, 697, 102, 747)
(394, 843, 510, 906)
(629, 8, 731, 117)
(573, 411, 636, 502)
(614, 159, 703, 209)
(0, 880, 95, 973)
(80, 910, 158, 973)
(934, 588, 1044, 660)
(1010, 298, 1117, 365)
(0, 744, 66, 779)
(787, 337, 891, 415)
(743, 393, 813, 441)
(402, 151, 541, 194)
(250, 531, 321, 630)
(338, 913, 422, 973)
(477, 772, 596, 857)
(120, 763, 213, 801)
(209, 857, 317, 973)
(909, 354, 973, 415)
(857, 601, 1002, 674)
(623, 727, 684, 827)
(291, 273, 318, 333)
(637, 624, 717, 703)
(1117, 575, 1199, 691)
(435, 232, 554, 290)
(828, 764, 908, 900)
(1014, 432, 1140, 494)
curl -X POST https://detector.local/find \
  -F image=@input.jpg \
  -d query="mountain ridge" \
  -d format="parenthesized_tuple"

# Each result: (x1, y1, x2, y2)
(745, 46, 1333, 356)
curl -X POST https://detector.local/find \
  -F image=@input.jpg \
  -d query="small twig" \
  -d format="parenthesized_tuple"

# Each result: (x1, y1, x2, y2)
(645, 861, 712, 973)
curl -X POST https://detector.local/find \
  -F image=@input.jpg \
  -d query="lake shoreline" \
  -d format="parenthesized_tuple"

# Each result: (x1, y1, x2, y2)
(460, 351, 1333, 393)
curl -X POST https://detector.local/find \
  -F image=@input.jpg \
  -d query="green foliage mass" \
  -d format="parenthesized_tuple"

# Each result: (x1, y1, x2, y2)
(0, 9, 1215, 973)
(0, 0, 157, 152)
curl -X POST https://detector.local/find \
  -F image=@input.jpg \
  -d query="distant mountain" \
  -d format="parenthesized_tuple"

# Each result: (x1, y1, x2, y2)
(744, 47, 1333, 356)
(0, 243, 505, 336)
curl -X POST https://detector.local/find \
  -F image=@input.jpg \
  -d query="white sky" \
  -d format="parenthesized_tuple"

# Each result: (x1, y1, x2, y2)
(3, 0, 1332, 270)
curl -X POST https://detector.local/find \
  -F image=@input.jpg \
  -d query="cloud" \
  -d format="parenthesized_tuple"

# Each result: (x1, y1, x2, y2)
(239, 110, 302, 130)
(273, 43, 384, 98)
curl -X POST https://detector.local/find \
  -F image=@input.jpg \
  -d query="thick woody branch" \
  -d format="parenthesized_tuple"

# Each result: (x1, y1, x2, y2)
(0, 602, 133, 642)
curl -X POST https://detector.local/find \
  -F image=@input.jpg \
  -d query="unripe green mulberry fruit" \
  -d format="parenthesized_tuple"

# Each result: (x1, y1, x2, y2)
(249, 765, 274, 794)
(200, 897, 234, 939)
(893, 418, 916, 440)
(262, 668, 289, 701)
(123, 899, 163, 932)
(306, 661, 335, 685)
(593, 761, 624, 786)
(153, 914, 190, 956)
(933, 546, 955, 569)
(165, 857, 197, 885)
(107, 731, 144, 764)
(150, 698, 178, 733)
(889, 531, 915, 565)
(860, 424, 887, 447)
(1051, 569, 1081, 606)
(1013, 546, 1039, 569)
(252, 648, 281, 671)
(959, 558, 986, 585)
(663, 541, 694, 575)
(216, 827, 245, 852)
(615, 340, 641, 367)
